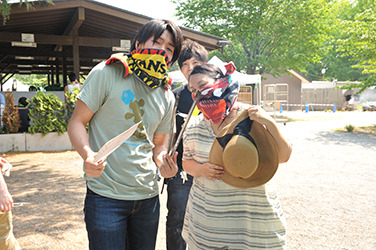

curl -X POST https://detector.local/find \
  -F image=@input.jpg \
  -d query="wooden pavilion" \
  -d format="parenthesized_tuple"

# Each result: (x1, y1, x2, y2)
(0, 0, 229, 89)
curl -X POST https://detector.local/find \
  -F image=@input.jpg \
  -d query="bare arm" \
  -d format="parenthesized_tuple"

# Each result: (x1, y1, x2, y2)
(0, 158, 13, 212)
(153, 133, 178, 178)
(247, 106, 292, 163)
(183, 159, 224, 180)
(67, 99, 106, 177)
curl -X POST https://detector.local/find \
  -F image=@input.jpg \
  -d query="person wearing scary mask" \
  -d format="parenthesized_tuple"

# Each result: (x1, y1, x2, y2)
(181, 64, 292, 249)
(68, 19, 182, 250)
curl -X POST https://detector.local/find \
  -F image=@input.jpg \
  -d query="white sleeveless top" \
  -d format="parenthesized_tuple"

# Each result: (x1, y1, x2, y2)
(68, 83, 81, 93)
(182, 104, 286, 249)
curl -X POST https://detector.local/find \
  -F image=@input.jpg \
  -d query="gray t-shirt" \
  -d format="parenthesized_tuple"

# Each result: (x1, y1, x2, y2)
(78, 61, 175, 200)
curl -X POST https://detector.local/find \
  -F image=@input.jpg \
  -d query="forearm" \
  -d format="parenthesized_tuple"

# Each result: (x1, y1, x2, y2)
(153, 144, 168, 168)
(68, 119, 93, 160)
(0, 174, 8, 194)
(182, 159, 204, 177)
(0, 174, 13, 211)
(264, 120, 292, 163)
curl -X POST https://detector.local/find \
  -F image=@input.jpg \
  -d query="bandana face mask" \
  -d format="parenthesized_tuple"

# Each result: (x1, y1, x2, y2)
(193, 77, 239, 124)
(127, 48, 172, 89)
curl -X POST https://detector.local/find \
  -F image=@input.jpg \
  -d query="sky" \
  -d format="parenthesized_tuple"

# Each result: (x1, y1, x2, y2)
(95, 0, 182, 25)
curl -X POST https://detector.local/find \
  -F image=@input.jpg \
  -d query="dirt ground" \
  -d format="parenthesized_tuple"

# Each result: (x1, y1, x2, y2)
(3, 111, 376, 249)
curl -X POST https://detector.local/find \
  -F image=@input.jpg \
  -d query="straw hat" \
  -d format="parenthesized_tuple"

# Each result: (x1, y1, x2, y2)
(209, 109, 279, 188)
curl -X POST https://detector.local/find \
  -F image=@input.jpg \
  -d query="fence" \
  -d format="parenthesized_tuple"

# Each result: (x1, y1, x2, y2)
(301, 88, 343, 111)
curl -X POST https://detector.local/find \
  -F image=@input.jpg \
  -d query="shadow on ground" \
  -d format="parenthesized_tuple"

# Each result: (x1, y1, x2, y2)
(5, 151, 86, 242)
(309, 130, 376, 149)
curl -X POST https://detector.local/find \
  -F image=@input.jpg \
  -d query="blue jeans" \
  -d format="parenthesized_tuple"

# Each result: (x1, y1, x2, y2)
(84, 187, 160, 250)
(166, 174, 193, 250)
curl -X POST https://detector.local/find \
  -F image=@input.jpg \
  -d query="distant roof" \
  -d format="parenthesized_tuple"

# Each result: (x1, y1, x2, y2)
(288, 70, 311, 83)
(0, 0, 229, 83)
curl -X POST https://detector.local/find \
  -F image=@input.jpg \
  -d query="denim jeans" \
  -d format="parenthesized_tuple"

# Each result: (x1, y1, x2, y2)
(166, 174, 193, 250)
(84, 187, 160, 250)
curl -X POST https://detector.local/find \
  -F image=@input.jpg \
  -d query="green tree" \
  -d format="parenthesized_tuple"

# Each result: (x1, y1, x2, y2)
(303, 0, 365, 81)
(0, 0, 53, 24)
(12, 74, 48, 90)
(174, 0, 330, 75)
(338, 7, 376, 92)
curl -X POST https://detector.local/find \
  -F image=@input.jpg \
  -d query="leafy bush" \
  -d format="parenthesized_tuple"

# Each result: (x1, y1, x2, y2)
(28, 91, 67, 135)
(345, 124, 355, 132)
(65, 87, 80, 122)
(1, 91, 20, 133)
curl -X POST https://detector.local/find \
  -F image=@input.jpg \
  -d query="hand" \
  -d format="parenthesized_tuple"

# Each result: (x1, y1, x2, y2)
(84, 153, 107, 178)
(0, 190, 13, 213)
(0, 157, 12, 175)
(201, 162, 224, 180)
(247, 105, 274, 126)
(0, 157, 14, 212)
(159, 152, 178, 178)
(0, 157, 7, 168)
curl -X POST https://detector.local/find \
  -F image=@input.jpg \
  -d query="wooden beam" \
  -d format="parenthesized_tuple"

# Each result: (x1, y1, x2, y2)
(0, 56, 8, 64)
(73, 29, 80, 79)
(0, 46, 112, 61)
(0, 31, 124, 48)
(66, 7, 85, 35)
(62, 55, 67, 85)
(0, 32, 73, 46)
(55, 58, 60, 84)
(9, 0, 150, 26)
(0, 58, 97, 67)
(1, 29, 221, 51)
(0, 47, 64, 58)
(3, 73, 15, 86)
(9, 1, 85, 15)
(55, 7, 85, 52)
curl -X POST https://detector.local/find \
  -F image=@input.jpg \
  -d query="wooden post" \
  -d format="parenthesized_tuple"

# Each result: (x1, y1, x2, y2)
(62, 53, 67, 86)
(55, 59, 60, 85)
(73, 28, 80, 81)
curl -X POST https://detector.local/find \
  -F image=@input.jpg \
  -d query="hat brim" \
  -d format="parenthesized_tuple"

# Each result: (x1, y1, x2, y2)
(209, 110, 279, 188)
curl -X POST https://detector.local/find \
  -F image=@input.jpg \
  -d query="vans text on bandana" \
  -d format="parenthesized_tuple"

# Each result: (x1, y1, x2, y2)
(105, 49, 172, 90)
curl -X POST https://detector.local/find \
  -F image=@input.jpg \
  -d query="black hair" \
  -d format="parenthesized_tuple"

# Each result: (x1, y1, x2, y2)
(29, 86, 37, 91)
(189, 64, 225, 82)
(178, 39, 208, 68)
(18, 97, 28, 107)
(130, 19, 183, 65)
(68, 72, 77, 82)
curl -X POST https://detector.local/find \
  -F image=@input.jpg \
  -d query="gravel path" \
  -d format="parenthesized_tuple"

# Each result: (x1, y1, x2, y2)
(273, 111, 376, 249)
(4, 111, 376, 249)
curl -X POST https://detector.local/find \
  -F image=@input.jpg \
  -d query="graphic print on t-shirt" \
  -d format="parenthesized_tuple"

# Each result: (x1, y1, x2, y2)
(121, 89, 147, 140)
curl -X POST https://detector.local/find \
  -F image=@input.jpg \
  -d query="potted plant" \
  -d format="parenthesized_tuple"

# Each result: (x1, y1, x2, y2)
(28, 90, 67, 135)
(2, 91, 20, 133)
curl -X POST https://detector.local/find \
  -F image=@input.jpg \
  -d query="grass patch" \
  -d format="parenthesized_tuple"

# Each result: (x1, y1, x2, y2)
(336, 124, 376, 134)
(345, 124, 355, 132)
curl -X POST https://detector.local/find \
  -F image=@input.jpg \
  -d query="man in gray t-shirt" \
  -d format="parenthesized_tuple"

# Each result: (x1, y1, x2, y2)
(68, 19, 182, 250)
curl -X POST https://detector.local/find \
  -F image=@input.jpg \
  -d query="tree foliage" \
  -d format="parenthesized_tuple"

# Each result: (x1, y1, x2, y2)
(303, 0, 365, 82)
(337, 2, 376, 92)
(0, 0, 53, 24)
(12, 74, 48, 89)
(173, 0, 330, 75)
